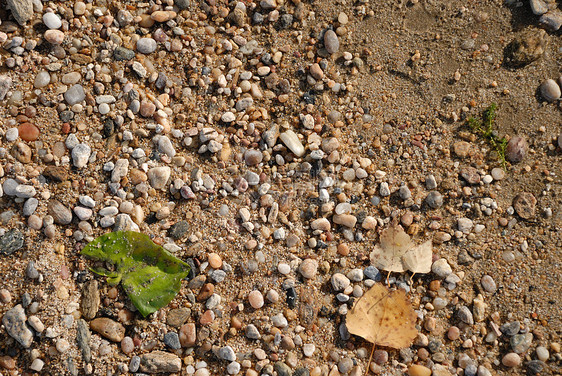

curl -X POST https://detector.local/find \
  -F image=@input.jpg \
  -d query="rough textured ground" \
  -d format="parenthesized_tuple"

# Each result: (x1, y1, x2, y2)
(0, 0, 561, 375)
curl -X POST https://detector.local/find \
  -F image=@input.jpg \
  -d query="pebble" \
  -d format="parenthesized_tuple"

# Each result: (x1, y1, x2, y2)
(480, 275, 497, 293)
(457, 306, 474, 325)
(502, 352, 521, 367)
(18, 123, 40, 141)
(491, 167, 505, 180)
(511, 333, 533, 353)
(324, 29, 340, 54)
(90, 317, 125, 342)
(30, 359, 44, 372)
(432, 258, 452, 278)
(218, 346, 236, 362)
(513, 192, 537, 219)
(137, 38, 158, 54)
(244, 149, 263, 166)
(506, 136, 527, 163)
(148, 167, 171, 190)
(139, 351, 182, 373)
(7, 0, 33, 25)
(279, 130, 305, 157)
(248, 290, 264, 309)
(536, 346, 549, 361)
(164, 332, 181, 349)
(44, 29, 65, 44)
(76, 319, 91, 362)
(299, 259, 318, 279)
(311, 218, 330, 231)
(426, 191, 443, 208)
(64, 84, 85, 105)
(72, 143, 91, 168)
(540, 10, 562, 31)
(408, 364, 432, 376)
(331, 273, 350, 291)
(121, 336, 134, 354)
(457, 218, 473, 234)
(530, 0, 548, 15)
(0, 229, 24, 255)
(43, 12, 62, 29)
(245, 324, 261, 339)
(48, 200, 73, 225)
(2, 305, 33, 348)
(540, 79, 561, 102)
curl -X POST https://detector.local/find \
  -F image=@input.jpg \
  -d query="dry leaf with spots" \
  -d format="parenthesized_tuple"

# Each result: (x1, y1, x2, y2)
(370, 225, 432, 274)
(346, 283, 418, 349)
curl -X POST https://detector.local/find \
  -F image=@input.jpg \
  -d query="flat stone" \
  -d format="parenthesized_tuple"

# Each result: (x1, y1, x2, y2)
(505, 28, 548, 68)
(114, 46, 135, 61)
(513, 192, 536, 219)
(7, 0, 33, 25)
(81, 280, 100, 320)
(75, 319, 92, 362)
(139, 351, 181, 373)
(169, 220, 189, 240)
(43, 165, 68, 182)
(48, 200, 73, 225)
(166, 308, 191, 327)
(460, 167, 480, 184)
(2, 305, 33, 348)
(163, 332, 181, 349)
(0, 229, 24, 255)
(90, 318, 125, 342)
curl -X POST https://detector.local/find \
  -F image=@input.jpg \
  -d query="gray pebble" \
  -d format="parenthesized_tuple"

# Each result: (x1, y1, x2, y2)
(245, 324, 261, 339)
(324, 29, 339, 54)
(23, 198, 38, 216)
(457, 306, 474, 325)
(64, 84, 86, 105)
(218, 346, 236, 362)
(163, 332, 181, 349)
(137, 38, 157, 54)
(72, 143, 91, 168)
(2, 304, 33, 348)
(0, 229, 24, 255)
(480, 275, 497, 293)
(426, 191, 443, 208)
(511, 333, 533, 354)
(501, 321, 520, 336)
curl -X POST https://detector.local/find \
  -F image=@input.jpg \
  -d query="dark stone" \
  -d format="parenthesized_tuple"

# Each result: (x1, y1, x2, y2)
(294, 368, 310, 376)
(274, 362, 292, 376)
(103, 118, 114, 138)
(168, 220, 190, 240)
(286, 287, 297, 309)
(76, 319, 92, 362)
(155, 72, 167, 91)
(500, 321, 520, 336)
(59, 110, 74, 122)
(279, 14, 293, 28)
(174, 0, 190, 10)
(113, 47, 135, 61)
(457, 249, 474, 265)
(526, 360, 545, 375)
(460, 166, 480, 184)
(163, 332, 181, 349)
(0, 229, 24, 255)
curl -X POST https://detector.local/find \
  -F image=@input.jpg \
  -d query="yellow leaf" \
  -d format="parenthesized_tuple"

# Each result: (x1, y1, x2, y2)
(346, 283, 418, 349)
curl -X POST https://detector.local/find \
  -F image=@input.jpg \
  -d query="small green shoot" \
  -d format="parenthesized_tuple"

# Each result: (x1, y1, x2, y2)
(467, 103, 508, 168)
(81, 231, 190, 317)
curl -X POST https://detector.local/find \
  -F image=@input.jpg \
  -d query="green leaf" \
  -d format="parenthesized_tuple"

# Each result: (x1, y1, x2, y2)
(81, 231, 190, 317)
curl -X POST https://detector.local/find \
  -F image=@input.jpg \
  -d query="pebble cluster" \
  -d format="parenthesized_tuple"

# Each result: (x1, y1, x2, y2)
(0, 0, 561, 375)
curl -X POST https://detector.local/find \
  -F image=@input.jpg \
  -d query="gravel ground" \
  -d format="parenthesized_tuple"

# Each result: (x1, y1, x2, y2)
(0, 0, 561, 375)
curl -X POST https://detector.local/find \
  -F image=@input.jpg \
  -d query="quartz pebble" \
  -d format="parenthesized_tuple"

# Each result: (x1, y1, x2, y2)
(324, 29, 340, 54)
(43, 12, 62, 29)
(502, 352, 521, 367)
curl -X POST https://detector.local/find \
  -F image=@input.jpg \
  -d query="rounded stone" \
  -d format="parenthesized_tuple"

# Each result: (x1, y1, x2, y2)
(535, 346, 549, 361)
(540, 79, 561, 102)
(34, 71, 51, 88)
(299, 259, 318, 279)
(480, 275, 497, 293)
(408, 364, 431, 376)
(331, 273, 350, 291)
(137, 38, 157, 54)
(244, 149, 263, 166)
(43, 12, 62, 29)
(324, 29, 339, 54)
(502, 352, 521, 367)
(506, 136, 527, 163)
(248, 290, 264, 309)
(18, 123, 40, 141)
(426, 191, 443, 208)
(44, 30, 65, 44)
(121, 336, 134, 354)
(431, 258, 452, 278)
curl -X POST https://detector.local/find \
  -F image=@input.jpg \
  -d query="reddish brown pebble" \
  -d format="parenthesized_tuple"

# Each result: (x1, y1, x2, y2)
(448, 326, 460, 340)
(18, 123, 40, 141)
(0, 356, 16, 370)
(424, 317, 436, 332)
(0, 289, 12, 303)
(199, 310, 215, 325)
(429, 280, 441, 291)
(506, 136, 527, 163)
(373, 350, 388, 365)
(197, 283, 214, 301)
(417, 348, 430, 361)
(179, 323, 197, 347)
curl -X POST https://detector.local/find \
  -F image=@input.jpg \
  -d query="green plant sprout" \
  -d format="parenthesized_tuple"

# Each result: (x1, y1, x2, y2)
(467, 103, 508, 168)
(81, 231, 191, 317)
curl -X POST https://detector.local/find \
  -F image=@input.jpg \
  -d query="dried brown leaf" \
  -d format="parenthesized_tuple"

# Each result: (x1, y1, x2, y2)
(370, 225, 432, 274)
(346, 283, 418, 349)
